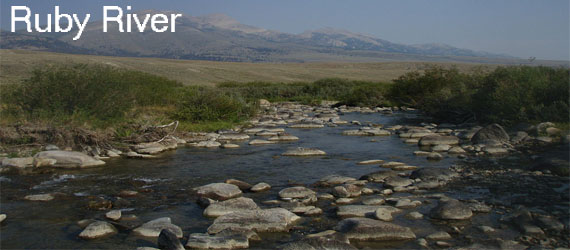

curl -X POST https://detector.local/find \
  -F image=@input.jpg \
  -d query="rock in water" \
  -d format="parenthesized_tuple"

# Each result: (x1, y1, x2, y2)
(337, 205, 395, 218)
(335, 218, 416, 241)
(418, 135, 459, 146)
(357, 160, 384, 165)
(281, 237, 357, 250)
(105, 210, 121, 221)
(426, 231, 452, 241)
(410, 167, 458, 182)
(248, 139, 276, 145)
(203, 197, 259, 217)
(282, 147, 326, 156)
(360, 170, 398, 182)
(279, 186, 316, 199)
(34, 151, 105, 168)
(471, 123, 510, 144)
(430, 199, 473, 220)
(79, 221, 117, 239)
(1, 157, 34, 168)
(332, 184, 362, 198)
(374, 206, 403, 221)
(383, 176, 413, 188)
(185, 233, 249, 249)
(133, 217, 183, 238)
(224, 179, 252, 191)
(250, 182, 271, 192)
(218, 134, 250, 141)
(24, 193, 54, 201)
(193, 183, 242, 201)
(207, 208, 300, 234)
(158, 229, 185, 250)
(317, 175, 357, 186)
(132, 139, 178, 155)
(0, 214, 6, 223)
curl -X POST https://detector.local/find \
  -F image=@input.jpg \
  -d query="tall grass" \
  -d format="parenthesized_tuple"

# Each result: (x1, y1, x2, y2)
(0, 64, 256, 130)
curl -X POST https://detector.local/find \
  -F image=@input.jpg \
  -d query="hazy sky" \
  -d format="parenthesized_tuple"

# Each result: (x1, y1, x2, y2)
(2, 0, 568, 60)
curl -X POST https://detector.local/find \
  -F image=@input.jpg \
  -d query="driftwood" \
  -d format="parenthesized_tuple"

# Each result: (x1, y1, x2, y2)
(155, 121, 179, 143)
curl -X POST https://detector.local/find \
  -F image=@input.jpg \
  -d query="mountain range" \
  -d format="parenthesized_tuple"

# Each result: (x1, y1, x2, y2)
(1, 11, 514, 63)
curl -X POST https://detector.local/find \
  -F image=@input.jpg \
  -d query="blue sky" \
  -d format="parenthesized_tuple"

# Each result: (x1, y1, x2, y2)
(1, 0, 568, 60)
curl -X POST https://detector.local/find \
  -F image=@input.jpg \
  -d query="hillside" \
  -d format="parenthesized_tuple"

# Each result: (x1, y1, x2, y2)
(2, 12, 519, 63)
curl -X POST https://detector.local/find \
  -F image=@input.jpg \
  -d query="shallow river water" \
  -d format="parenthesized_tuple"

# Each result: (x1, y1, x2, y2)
(0, 111, 563, 249)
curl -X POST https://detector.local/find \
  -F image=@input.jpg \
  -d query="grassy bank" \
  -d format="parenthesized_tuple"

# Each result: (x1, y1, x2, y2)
(0, 64, 257, 133)
(1, 63, 568, 141)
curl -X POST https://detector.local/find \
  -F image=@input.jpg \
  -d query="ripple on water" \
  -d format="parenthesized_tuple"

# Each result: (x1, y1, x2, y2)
(32, 174, 78, 189)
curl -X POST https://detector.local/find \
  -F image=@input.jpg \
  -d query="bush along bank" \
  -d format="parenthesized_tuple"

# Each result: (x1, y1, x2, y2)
(0, 64, 568, 165)
(389, 65, 569, 126)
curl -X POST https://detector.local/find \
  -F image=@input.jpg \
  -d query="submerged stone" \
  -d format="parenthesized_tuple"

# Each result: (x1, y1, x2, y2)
(335, 217, 416, 241)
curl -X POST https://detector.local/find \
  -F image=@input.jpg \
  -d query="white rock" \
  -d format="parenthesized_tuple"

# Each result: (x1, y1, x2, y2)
(105, 210, 122, 221)
(33, 151, 105, 168)
(79, 221, 117, 239)
(24, 193, 54, 201)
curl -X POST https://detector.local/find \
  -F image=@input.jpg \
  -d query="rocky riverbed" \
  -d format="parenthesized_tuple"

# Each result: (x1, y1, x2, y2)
(0, 102, 568, 249)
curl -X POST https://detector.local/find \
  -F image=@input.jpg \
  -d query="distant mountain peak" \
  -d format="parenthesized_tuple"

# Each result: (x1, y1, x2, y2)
(2, 11, 514, 62)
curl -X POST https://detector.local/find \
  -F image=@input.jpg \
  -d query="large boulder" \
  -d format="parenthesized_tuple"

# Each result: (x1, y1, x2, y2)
(194, 183, 242, 201)
(207, 208, 301, 234)
(335, 218, 416, 241)
(133, 217, 183, 238)
(418, 135, 459, 146)
(204, 197, 260, 218)
(430, 199, 473, 220)
(33, 151, 105, 168)
(471, 123, 510, 144)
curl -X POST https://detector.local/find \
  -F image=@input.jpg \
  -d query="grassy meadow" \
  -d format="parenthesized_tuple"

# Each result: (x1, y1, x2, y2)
(1, 49, 495, 86)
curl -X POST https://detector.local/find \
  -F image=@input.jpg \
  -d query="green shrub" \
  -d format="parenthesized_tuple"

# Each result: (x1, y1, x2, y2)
(472, 66, 569, 124)
(2, 64, 182, 124)
(218, 78, 391, 107)
(172, 87, 257, 123)
(388, 65, 569, 125)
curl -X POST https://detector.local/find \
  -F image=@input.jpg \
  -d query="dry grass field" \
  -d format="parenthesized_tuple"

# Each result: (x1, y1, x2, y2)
(0, 49, 498, 85)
